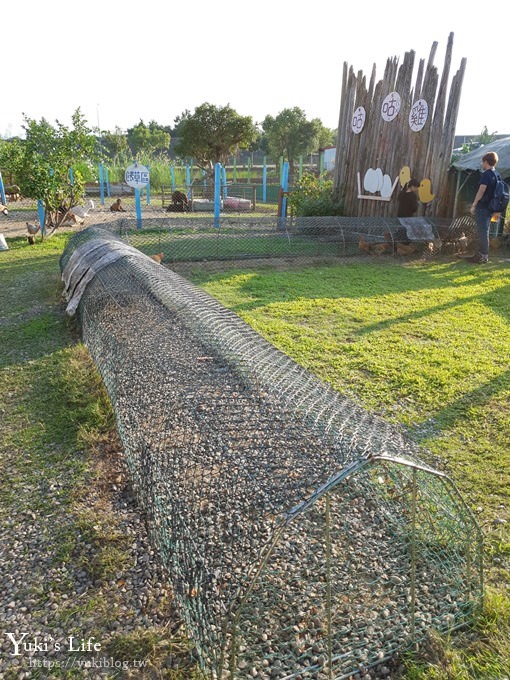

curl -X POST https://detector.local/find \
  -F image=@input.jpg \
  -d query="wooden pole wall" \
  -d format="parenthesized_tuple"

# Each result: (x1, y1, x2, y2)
(332, 33, 466, 218)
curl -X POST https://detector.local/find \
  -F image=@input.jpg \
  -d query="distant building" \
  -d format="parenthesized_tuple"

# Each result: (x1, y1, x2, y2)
(320, 146, 336, 172)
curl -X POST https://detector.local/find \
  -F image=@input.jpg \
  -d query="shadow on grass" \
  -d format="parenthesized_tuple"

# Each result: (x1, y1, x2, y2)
(193, 259, 510, 324)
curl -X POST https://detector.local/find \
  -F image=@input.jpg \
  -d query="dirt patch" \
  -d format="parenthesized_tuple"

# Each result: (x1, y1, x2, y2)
(0, 199, 167, 239)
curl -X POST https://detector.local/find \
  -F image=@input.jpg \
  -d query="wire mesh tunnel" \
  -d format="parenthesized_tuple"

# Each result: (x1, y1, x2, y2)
(60, 227, 483, 679)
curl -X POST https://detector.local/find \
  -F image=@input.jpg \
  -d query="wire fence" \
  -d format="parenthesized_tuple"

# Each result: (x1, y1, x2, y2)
(65, 213, 481, 266)
(60, 225, 483, 679)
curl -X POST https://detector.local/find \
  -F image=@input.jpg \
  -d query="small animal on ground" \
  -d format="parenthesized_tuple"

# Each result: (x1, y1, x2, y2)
(26, 222, 40, 235)
(358, 235, 391, 255)
(396, 242, 418, 256)
(110, 198, 126, 212)
(5, 185, 21, 201)
(68, 199, 94, 225)
(455, 233, 469, 253)
(1, 203, 8, 216)
(166, 190, 189, 212)
(150, 252, 164, 264)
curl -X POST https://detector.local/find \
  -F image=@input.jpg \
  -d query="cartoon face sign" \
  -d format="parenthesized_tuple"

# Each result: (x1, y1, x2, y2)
(409, 99, 429, 132)
(352, 106, 366, 134)
(381, 92, 401, 122)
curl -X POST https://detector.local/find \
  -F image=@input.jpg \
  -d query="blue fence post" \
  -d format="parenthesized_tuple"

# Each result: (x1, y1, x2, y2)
(279, 161, 289, 229)
(69, 167, 74, 186)
(170, 165, 176, 192)
(186, 163, 191, 199)
(214, 162, 221, 229)
(0, 171, 6, 205)
(262, 157, 267, 203)
(37, 200, 46, 237)
(105, 167, 110, 197)
(135, 188, 142, 229)
(99, 163, 105, 206)
(222, 165, 228, 199)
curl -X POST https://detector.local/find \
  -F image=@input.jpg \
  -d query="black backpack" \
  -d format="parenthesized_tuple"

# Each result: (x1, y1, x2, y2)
(487, 171, 510, 214)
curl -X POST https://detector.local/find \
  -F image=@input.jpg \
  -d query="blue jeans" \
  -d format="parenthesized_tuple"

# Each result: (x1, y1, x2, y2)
(474, 205, 492, 257)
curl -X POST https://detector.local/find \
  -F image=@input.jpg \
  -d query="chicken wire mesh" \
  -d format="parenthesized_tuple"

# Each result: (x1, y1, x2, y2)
(60, 227, 483, 679)
(78, 213, 479, 265)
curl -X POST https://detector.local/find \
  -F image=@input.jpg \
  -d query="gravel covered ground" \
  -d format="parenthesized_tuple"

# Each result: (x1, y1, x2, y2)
(0, 424, 196, 679)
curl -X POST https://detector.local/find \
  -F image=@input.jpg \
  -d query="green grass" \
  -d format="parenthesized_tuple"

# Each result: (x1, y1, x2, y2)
(129, 230, 339, 261)
(0, 235, 200, 679)
(190, 257, 510, 679)
(2, 234, 509, 678)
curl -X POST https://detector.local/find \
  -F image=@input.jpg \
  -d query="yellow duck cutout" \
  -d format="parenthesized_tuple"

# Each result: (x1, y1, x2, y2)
(418, 178, 435, 204)
(398, 166, 435, 204)
(399, 166, 411, 188)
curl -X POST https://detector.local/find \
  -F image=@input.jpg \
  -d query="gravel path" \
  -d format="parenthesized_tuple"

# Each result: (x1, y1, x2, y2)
(0, 432, 193, 679)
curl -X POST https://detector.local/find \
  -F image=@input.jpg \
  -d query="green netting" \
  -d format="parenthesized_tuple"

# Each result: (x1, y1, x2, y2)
(60, 226, 483, 679)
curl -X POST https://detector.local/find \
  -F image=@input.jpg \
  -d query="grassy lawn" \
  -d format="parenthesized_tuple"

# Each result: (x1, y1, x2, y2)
(1, 234, 509, 678)
(128, 230, 339, 261)
(190, 258, 510, 679)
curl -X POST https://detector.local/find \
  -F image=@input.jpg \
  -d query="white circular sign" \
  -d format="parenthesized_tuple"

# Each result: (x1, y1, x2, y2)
(351, 106, 366, 134)
(381, 92, 401, 122)
(125, 163, 150, 189)
(409, 98, 429, 132)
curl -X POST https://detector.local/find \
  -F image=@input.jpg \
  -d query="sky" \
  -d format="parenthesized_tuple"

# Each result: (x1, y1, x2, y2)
(2, 0, 509, 141)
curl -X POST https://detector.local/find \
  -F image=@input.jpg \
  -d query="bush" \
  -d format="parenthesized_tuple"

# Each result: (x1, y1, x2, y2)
(288, 172, 343, 217)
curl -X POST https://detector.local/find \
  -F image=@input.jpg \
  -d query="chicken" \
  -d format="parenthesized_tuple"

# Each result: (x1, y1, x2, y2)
(26, 222, 40, 235)
(359, 235, 391, 255)
(150, 252, 164, 264)
(455, 233, 469, 253)
(68, 199, 94, 225)
(396, 242, 418, 256)
(358, 235, 372, 254)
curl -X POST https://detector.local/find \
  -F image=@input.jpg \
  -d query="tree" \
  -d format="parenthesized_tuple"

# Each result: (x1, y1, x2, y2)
(127, 120, 171, 158)
(262, 107, 325, 175)
(174, 103, 257, 176)
(0, 108, 99, 233)
(456, 126, 498, 156)
(101, 126, 130, 162)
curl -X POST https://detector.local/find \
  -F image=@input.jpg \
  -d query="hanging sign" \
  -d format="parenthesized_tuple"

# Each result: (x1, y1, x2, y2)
(351, 106, 366, 134)
(409, 99, 429, 132)
(125, 162, 150, 189)
(381, 92, 401, 122)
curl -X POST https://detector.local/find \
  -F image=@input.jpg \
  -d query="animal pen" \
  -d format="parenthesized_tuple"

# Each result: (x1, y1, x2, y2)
(61, 223, 483, 679)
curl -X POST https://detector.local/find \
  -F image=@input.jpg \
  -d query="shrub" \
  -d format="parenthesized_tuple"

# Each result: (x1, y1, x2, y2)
(288, 172, 343, 216)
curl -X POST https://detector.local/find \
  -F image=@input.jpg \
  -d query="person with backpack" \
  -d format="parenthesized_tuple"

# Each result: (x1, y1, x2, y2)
(469, 151, 505, 263)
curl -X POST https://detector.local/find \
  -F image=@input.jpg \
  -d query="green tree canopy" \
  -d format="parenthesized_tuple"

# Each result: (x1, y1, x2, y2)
(101, 126, 130, 162)
(0, 108, 99, 232)
(262, 107, 327, 172)
(127, 120, 171, 158)
(174, 103, 257, 175)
